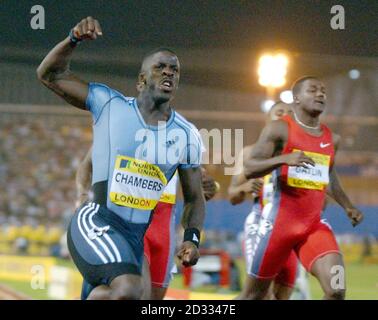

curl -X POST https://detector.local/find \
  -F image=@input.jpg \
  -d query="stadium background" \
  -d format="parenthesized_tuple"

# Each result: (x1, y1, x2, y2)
(0, 0, 377, 299)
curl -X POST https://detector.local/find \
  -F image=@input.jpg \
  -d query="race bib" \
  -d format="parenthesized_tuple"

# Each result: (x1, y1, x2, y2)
(287, 149, 330, 190)
(159, 172, 178, 204)
(109, 155, 167, 210)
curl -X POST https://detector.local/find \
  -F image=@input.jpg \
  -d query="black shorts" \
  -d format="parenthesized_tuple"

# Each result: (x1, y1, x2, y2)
(67, 202, 148, 287)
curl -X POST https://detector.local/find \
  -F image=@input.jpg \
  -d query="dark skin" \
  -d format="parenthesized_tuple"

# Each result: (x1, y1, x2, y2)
(242, 78, 363, 300)
(37, 17, 206, 299)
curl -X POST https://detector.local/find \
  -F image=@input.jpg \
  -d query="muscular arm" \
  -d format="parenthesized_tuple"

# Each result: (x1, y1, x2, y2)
(36, 17, 102, 109)
(327, 134, 363, 226)
(178, 167, 206, 230)
(243, 121, 287, 179)
(328, 168, 354, 210)
(244, 120, 315, 179)
(177, 166, 206, 267)
(327, 134, 353, 210)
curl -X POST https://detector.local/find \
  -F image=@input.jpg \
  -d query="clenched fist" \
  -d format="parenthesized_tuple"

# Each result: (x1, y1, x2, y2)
(177, 241, 200, 267)
(283, 151, 315, 168)
(72, 16, 103, 41)
(345, 207, 364, 227)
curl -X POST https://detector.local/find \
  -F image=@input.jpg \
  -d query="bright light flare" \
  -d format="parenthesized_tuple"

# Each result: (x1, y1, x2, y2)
(280, 90, 294, 104)
(258, 53, 289, 88)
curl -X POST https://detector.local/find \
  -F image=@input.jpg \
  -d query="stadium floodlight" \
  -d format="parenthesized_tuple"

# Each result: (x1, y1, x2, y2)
(280, 90, 294, 104)
(258, 53, 289, 88)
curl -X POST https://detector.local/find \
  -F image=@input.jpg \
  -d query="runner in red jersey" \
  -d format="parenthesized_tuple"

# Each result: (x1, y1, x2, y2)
(243, 76, 364, 300)
(228, 102, 298, 299)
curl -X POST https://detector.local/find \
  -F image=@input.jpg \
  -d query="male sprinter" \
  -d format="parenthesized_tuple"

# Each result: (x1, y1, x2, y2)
(76, 147, 218, 299)
(243, 76, 364, 300)
(37, 17, 206, 300)
(228, 101, 299, 299)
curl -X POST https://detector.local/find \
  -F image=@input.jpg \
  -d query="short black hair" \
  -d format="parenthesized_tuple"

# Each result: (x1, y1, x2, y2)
(143, 47, 177, 62)
(140, 47, 178, 73)
(291, 76, 319, 96)
(270, 100, 285, 109)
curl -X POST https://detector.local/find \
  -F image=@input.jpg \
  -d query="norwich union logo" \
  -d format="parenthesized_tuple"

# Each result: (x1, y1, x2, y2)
(119, 159, 130, 169)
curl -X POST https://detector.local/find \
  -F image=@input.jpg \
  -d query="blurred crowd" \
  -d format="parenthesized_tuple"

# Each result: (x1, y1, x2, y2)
(0, 113, 92, 256)
(0, 223, 63, 256)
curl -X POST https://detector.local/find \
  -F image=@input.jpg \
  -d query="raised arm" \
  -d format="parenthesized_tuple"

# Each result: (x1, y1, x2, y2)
(244, 120, 315, 179)
(75, 146, 93, 207)
(228, 145, 263, 205)
(327, 134, 363, 226)
(177, 166, 206, 267)
(36, 17, 102, 109)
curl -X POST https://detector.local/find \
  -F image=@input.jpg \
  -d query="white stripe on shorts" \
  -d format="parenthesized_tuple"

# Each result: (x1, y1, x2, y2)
(77, 203, 108, 264)
(87, 204, 122, 263)
(84, 204, 116, 263)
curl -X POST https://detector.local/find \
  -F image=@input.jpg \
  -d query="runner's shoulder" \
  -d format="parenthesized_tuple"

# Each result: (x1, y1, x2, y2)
(263, 119, 288, 141)
(88, 82, 133, 106)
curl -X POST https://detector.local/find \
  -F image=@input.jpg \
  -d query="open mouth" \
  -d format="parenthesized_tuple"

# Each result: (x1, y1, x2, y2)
(160, 79, 174, 91)
(314, 100, 325, 105)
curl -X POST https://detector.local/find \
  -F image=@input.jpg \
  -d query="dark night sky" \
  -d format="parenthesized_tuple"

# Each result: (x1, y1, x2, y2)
(1, 0, 377, 56)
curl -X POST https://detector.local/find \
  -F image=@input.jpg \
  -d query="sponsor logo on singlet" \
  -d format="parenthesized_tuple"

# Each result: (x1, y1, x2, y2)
(109, 155, 167, 210)
(287, 149, 330, 190)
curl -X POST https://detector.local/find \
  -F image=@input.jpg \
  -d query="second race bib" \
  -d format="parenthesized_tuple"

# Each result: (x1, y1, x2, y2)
(159, 172, 178, 204)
